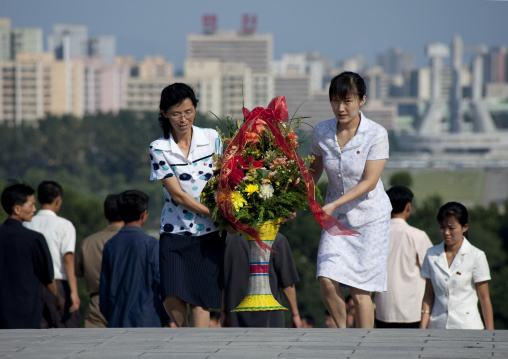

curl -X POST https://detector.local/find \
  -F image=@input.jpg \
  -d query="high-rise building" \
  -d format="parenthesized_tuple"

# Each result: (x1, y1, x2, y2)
(184, 58, 253, 117)
(123, 56, 175, 113)
(0, 18, 43, 61)
(187, 30, 272, 74)
(11, 28, 43, 59)
(187, 30, 273, 108)
(88, 36, 116, 64)
(0, 52, 84, 124)
(376, 48, 414, 75)
(0, 18, 11, 61)
(483, 46, 507, 84)
(47, 24, 88, 61)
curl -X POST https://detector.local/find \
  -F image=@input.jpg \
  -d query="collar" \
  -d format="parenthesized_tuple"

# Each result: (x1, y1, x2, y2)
(390, 218, 407, 225)
(329, 112, 370, 152)
(105, 224, 123, 231)
(435, 237, 471, 273)
(151, 126, 210, 153)
(4, 218, 23, 227)
(119, 225, 143, 232)
(36, 209, 57, 217)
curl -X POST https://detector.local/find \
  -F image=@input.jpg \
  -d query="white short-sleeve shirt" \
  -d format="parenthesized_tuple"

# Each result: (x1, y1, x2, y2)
(149, 126, 221, 236)
(24, 209, 76, 280)
(310, 112, 392, 227)
(420, 237, 491, 329)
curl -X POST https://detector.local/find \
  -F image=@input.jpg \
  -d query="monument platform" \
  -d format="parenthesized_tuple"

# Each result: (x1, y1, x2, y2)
(1, 328, 507, 358)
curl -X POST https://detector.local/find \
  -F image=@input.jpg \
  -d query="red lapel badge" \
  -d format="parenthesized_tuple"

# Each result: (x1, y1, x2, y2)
(456, 271, 461, 275)
(357, 151, 360, 154)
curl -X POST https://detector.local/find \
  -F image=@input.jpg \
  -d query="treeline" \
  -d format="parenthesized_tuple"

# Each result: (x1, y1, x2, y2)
(1, 111, 507, 328)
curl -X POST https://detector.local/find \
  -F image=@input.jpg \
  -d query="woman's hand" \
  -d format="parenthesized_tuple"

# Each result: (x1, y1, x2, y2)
(225, 224, 238, 234)
(281, 211, 297, 224)
(321, 203, 336, 217)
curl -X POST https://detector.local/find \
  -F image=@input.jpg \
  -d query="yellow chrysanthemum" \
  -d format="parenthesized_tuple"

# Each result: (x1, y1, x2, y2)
(231, 191, 247, 212)
(244, 184, 259, 196)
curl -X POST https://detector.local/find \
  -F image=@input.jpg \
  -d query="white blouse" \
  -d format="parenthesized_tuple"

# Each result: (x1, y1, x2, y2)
(149, 126, 221, 236)
(310, 112, 392, 227)
(421, 237, 491, 329)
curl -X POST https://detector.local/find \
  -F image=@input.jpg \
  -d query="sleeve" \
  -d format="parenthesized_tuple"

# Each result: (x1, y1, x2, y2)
(367, 127, 389, 161)
(420, 249, 432, 279)
(151, 239, 169, 325)
(272, 233, 300, 288)
(60, 221, 76, 255)
(472, 250, 491, 283)
(34, 233, 55, 285)
(99, 243, 111, 320)
(149, 143, 175, 181)
(75, 242, 84, 277)
(213, 130, 223, 155)
(416, 232, 433, 269)
(310, 127, 322, 157)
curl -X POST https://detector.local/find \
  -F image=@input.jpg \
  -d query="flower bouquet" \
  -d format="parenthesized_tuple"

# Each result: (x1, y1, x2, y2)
(201, 96, 358, 312)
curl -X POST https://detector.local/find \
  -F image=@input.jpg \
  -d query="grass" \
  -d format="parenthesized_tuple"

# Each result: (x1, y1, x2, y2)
(382, 168, 486, 206)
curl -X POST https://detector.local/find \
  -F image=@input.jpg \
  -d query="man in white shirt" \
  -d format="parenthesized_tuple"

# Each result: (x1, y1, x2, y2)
(24, 181, 80, 328)
(374, 185, 432, 328)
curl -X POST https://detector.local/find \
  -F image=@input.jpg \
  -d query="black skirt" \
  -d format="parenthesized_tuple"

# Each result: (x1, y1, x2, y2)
(159, 231, 225, 309)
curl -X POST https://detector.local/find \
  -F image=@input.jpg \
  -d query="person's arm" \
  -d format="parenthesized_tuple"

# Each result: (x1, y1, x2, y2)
(419, 278, 434, 329)
(162, 176, 212, 217)
(162, 174, 237, 234)
(220, 290, 230, 328)
(282, 284, 302, 328)
(75, 244, 84, 278)
(309, 155, 323, 185)
(63, 252, 80, 312)
(44, 280, 64, 311)
(322, 159, 387, 216)
(477, 281, 494, 330)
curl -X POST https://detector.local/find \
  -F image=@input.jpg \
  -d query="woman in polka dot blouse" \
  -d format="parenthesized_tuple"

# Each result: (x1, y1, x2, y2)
(149, 83, 229, 327)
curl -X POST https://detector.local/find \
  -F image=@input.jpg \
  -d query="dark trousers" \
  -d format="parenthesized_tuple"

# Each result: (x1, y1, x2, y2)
(375, 319, 420, 329)
(41, 280, 80, 328)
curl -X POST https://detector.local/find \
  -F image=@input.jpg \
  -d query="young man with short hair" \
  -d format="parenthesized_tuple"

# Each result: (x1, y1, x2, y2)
(0, 183, 62, 329)
(24, 181, 80, 328)
(76, 194, 124, 328)
(99, 190, 168, 327)
(375, 185, 433, 328)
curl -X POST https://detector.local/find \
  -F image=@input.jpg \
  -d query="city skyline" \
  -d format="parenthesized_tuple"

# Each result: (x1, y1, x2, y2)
(2, 0, 507, 71)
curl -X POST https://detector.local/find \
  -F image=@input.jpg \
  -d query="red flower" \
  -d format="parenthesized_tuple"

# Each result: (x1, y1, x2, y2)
(287, 130, 298, 142)
(239, 156, 264, 170)
(228, 167, 245, 188)
(246, 132, 259, 145)
(254, 119, 267, 134)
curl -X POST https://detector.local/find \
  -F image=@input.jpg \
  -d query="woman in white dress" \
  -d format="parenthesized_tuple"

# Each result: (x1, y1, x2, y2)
(420, 202, 493, 329)
(309, 72, 392, 328)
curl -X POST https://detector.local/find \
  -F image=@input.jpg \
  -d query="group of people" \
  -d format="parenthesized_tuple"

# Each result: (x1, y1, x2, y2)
(0, 72, 494, 330)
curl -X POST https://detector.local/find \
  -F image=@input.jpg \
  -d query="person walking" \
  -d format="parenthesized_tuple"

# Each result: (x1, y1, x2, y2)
(149, 83, 232, 327)
(309, 72, 392, 328)
(24, 181, 80, 328)
(420, 202, 493, 329)
(375, 186, 433, 328)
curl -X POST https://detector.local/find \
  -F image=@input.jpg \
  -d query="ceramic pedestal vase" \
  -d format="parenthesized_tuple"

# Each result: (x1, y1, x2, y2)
(232, 218, 288, 312)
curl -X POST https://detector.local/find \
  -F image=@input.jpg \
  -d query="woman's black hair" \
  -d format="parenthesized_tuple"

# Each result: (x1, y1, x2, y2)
(329, 71, 367, 102)
(437, 202, 469, 227)
(158, 83, 198, 139)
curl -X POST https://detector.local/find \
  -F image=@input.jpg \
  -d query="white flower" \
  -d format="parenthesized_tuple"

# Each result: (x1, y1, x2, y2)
(259, 183, 274, 200)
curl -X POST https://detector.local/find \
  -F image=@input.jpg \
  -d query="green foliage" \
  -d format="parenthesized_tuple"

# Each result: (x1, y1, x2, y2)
(389, 171, 413, 188)
(200, 114, 311, 232)
(2, 113, 508, 329)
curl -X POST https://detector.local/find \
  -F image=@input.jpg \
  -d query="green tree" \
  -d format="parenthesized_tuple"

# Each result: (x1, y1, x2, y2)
(389, 171, 413, 188)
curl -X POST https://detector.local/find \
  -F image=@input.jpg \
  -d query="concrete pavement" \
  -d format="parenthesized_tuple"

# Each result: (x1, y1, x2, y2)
(1, 328, 507, 358)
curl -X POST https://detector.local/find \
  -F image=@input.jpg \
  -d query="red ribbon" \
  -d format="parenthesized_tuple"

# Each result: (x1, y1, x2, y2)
(217, 96, 359, 252)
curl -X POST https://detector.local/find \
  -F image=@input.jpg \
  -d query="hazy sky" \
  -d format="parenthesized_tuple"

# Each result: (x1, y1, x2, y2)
(2, 0, 507, 71)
